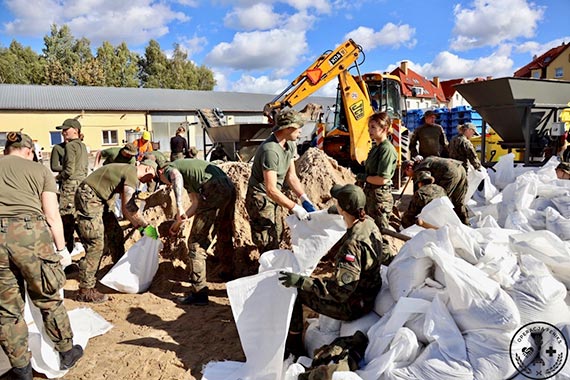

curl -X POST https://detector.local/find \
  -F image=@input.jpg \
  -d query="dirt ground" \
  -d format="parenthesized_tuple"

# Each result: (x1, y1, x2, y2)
(34, 148, 411, 380)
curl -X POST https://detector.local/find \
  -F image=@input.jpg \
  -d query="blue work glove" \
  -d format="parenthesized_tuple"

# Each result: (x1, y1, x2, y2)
(278, 271, 306, 288)
(300, 194, 317, 212)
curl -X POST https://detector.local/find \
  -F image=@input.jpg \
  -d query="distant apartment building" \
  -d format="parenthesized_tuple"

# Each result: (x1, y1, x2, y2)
(514, 42, 570, 81)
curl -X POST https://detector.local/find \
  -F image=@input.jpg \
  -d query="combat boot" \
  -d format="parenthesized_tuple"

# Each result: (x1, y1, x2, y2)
(76, 288, 108, 303)
(10, 363, 32, 380)
(59, 344, 84, 370)
(284, 331, 307, 360)
(177, 288, 209, 306)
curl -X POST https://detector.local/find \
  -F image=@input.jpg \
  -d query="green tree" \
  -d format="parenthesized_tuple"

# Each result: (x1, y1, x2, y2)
(96, 41, 139, 87)
(42, 24, 77, 84)
(139, 39, 170, 88)
(0, 40, 44, 84)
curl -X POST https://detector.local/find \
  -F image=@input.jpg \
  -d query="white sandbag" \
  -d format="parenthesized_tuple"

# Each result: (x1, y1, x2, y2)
(417, 197, 462, 227)
(258, 249, 300, 273)
(472, 214, 500, 228)
(521, 208, 546, 230)
(493, 153, 515, 190)
(304, 318, 340, 359)
(504, 210, 535, 232)
(319, 315, 342, 333)
(283, 362, 305, 380)
(545, 206, 570, 240)
(332, 372, 365, 380)
(507, 254, 570, 325)
(374, 283, 395, 317)
(509, 230, 570, 288)
(475, 242, 520, 289)
(399, 224, 424, 238)
(340, 312, 381, 337)
(446, 224, 483, 265)
(530, 196, 557, 211)
(468, 203, 500, 225)
(100, 235, 162, 293)
(472, 174, 500, 205)
(465, 165, 488, 203)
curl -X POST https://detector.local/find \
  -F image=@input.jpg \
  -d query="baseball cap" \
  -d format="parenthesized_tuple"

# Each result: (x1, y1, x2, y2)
(273, 109, 304, 132)
(56, 119, 81, 131)
(122, 142, 138, 156)
(556, 162, 570, 175)
(330, 184, 366, 215)
(142, 131, 151, 140)
(155, 155, 169, 169)
(4, 132, 34, 150)
(188, 146, 199, 158)
(140, 159, 157, 172)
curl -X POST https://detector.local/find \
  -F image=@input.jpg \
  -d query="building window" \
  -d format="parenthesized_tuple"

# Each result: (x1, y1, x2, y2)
(532, 71, 540, 78)
(102, 130, 118, 145)
(50, 131, 63, 146)
(554, 67, 563, 78)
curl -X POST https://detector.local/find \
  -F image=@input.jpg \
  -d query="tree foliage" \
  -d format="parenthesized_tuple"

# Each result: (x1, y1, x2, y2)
(0, 24, 215, 90)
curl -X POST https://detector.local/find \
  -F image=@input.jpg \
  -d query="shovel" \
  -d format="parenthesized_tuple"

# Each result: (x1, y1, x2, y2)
(392, 175, 412, 219)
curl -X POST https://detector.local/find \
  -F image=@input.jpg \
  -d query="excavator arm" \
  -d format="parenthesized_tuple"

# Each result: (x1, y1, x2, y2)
(263, 39, 362, 117)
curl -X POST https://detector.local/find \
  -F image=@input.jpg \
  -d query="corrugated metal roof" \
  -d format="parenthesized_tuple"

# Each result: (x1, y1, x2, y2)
(0, 84, 335, 113)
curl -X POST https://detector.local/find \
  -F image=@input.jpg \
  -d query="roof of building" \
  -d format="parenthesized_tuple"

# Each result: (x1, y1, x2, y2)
(390, 65, 446, 103)
(0, 84, 334, 113)
(514, 43, 570, 78)
(440, 78, 464, 101)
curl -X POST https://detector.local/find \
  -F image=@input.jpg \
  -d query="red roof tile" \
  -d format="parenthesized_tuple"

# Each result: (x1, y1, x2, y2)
(514, 43, 570, 77)
(390, 66, 446, 102)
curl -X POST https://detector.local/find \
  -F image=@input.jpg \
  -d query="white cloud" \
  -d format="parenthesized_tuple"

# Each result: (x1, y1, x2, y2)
(3, 0, 189, 46)
(230, 74, 290, 94)
(224, 4, 282, 31)
(176, 0, 198, 6)
(515, 36, 570, 56)
(286, 0, 331, 14)
(178, 35, 208, 57)
(345, 23, 416, 50)
(205, 29, 307, 72)
(450, 0, 545, 50)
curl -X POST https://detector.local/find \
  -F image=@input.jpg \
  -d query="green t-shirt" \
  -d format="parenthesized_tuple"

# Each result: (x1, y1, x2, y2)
(163, 158, 225, 193)
(0, 155, 58, 217)
(62, 138, 89, 182)
(84, 163, 139, 201)
(364, 139, 397, 185)
(101, 147, 136, 166)
(248, 134, 296, 193)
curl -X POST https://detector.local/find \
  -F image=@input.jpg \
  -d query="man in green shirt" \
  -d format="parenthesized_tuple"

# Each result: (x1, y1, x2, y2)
(57, 119, 88, 252)
(93, 142, 138, 168)
(158, 159, 236, 306)
(75, 161, 157, 303)
(0, 132, 83, 378)
(245, 109, 316, 253)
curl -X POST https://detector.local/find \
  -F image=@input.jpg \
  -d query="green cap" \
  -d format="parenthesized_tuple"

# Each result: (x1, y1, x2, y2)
(330, 184, 366, 215)
(122, 142, 138, 156)
(188, 146, 199, 158)
(4, 132, 34, 150)
(556, 161, 570, 175)
(140, 159, 158, 172)
(273, 109, 304, 132)
(155, 155, 169, 169)
(56, 119, 81, 131)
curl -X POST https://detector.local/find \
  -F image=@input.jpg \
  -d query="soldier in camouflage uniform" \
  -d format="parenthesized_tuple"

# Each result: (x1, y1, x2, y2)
(93, 142, 138, 168)
(403, 156, 470, 225)
(75, 162, 157, 303)
(409, 110, 448, 158)
(246, 109, 316, 253)
(357, 112, 397, 261)
(0, 132, 83, 379)
(159, 159, 237, 306)
(56, 119, 88, 252)
(448, 123, 481, 171)
(401, 171, 447, 228)
(279, 184, 382, 358)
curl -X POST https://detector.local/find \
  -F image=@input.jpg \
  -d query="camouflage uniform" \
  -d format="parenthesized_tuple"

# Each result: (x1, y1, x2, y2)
(246, 134, 297, 252)
(409, 122, 448, 158)
(414, 157, 469, 224)
(448, 134, 481, 171)
(75, 164, 139, 289)
(401, 183, 447, 228)
(0, 155, 73, 368)
(289, 216, 382, 334)
(362, 139, 397, 260)
(165, 159, 236, 293)
(59, 138, 88, 251)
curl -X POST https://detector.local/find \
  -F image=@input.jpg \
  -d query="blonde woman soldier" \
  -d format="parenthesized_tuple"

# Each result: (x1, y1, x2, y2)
(448, 123, 482, 171)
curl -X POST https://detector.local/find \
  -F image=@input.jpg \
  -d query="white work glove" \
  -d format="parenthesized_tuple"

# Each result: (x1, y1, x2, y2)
(300, 194, 317, 212)
(57, 247, 72, 268)
(291, 204, 310, 221)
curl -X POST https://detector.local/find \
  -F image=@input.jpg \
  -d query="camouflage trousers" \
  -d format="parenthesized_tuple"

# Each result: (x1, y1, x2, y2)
(75, 183, 106, 289)
(0, 216, 73, 368)
(188, 177, 236, 293)
(60, 179, 82, 252)
(364, 185, 394, 260)
(439, 171, 469, 225)
(245, 189, 282, 253)
(289, 289, 371, 334)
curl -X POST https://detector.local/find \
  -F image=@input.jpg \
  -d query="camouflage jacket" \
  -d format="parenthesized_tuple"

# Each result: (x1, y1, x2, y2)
(448, 134, 481, 170)
(401, 183, 447, 228)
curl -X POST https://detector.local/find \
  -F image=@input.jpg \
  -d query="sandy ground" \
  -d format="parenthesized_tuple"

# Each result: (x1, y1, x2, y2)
(24, 148, 412, 380)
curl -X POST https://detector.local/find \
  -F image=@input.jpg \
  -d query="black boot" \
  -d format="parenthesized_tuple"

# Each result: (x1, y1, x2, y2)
(10, 363, 32, 380)
(177, 288, 209, 306)
(60, 344, 84, 370)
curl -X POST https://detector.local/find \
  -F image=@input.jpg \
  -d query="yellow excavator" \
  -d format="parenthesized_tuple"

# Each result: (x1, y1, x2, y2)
(263, 39, 406, 171)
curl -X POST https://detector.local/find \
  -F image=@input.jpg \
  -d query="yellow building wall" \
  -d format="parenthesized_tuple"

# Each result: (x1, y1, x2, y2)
(547, 50, 570, 81)
(0, 111, 149, 153)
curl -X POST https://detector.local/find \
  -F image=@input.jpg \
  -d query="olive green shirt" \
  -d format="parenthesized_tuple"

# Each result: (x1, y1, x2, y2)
(0, 155, 58, 217)
(101, 147, 136, 166)
(50, 142, 66, 173)
(248, 134, 296, 193)
(84, 163, 139, 201)
(163, 158, 226, 194)
(61, 138, 88, 181)
(364, 139, 397, 185)
(409, 123, 448, 158)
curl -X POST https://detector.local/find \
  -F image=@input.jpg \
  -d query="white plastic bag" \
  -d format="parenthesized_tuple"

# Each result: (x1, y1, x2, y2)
(492, 153, 515, 190)
(465, 165, 488, 203)
(545, 206, 570, 240)
(100, 235, 163, 293)
(417, 197, 462, 227)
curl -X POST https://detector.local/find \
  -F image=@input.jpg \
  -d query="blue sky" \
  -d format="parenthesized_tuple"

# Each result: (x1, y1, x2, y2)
(0, 0, 568, 96)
